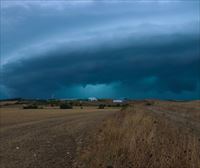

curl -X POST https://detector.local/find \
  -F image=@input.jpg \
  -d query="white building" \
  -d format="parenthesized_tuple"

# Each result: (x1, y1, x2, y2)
(113, 99, 123, 103)
(88, 97, 98, 101)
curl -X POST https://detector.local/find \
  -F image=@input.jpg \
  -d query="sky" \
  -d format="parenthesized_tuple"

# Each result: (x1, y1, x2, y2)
(0, 0, 200, 99)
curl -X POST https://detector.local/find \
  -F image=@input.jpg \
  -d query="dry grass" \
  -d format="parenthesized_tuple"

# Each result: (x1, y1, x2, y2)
(1, 101, 199, 168)
(155, 100, 200, 120)
(77, 103, 200, 168)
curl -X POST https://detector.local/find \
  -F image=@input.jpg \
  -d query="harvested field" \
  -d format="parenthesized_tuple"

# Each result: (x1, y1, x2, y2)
(0, 107, 118, 168)
(1, 101, 200, 168)
(77, 101, 200, 168)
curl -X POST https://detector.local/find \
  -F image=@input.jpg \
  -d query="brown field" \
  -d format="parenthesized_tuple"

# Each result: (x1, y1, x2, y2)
(76, 101, 200, 168)
(0, 100, 200, 168)
(0, 106, 118, 168)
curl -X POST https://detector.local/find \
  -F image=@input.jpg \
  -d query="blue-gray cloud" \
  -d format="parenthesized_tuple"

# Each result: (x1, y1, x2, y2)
(1, 1, 200, 99)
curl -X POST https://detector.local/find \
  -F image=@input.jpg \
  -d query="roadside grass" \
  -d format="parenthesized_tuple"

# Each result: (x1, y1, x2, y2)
(77, 104, 200, 168)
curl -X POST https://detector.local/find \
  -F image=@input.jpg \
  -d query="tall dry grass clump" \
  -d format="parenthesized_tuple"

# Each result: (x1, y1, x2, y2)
(76, 104, 200, 168)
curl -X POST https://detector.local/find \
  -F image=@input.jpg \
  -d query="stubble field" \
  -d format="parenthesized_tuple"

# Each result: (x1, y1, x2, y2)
(0, 100, 200, 168)
(0, 106, 118, 168)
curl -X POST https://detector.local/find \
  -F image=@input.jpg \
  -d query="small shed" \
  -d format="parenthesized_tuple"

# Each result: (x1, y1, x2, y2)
(88, 97, 98, 101)
(113, 99, 123, 103)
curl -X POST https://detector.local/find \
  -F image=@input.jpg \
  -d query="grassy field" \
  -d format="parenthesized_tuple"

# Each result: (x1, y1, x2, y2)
(0, 101, 200, 168)
(76, 101, 200, 168)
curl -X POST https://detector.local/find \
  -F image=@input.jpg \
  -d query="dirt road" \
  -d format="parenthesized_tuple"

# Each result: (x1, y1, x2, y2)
(0, 108, 117, 168)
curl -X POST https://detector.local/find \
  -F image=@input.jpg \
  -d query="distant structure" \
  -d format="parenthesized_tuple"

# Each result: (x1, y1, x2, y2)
(113, 99, 123, 103)
(88, 97, 98, 101)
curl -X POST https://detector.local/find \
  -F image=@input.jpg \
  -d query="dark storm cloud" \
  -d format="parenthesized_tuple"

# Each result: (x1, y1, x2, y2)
(2, 32, 199, 98)
(1, 1, 200, 99)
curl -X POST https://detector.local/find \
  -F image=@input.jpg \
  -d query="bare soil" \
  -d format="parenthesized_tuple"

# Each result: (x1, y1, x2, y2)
(0, 107, 117, 168)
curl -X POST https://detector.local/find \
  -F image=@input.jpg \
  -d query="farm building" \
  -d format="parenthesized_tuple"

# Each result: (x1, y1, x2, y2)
(88, 97, 98, 101)
(113, 99, 123, 103)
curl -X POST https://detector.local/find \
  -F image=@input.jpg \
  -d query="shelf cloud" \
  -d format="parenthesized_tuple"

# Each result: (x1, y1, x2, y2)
(1, 1, 200, 99)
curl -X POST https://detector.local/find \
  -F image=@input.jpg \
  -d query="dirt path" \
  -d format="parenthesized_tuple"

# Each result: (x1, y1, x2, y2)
(0, 108, 117, 168)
